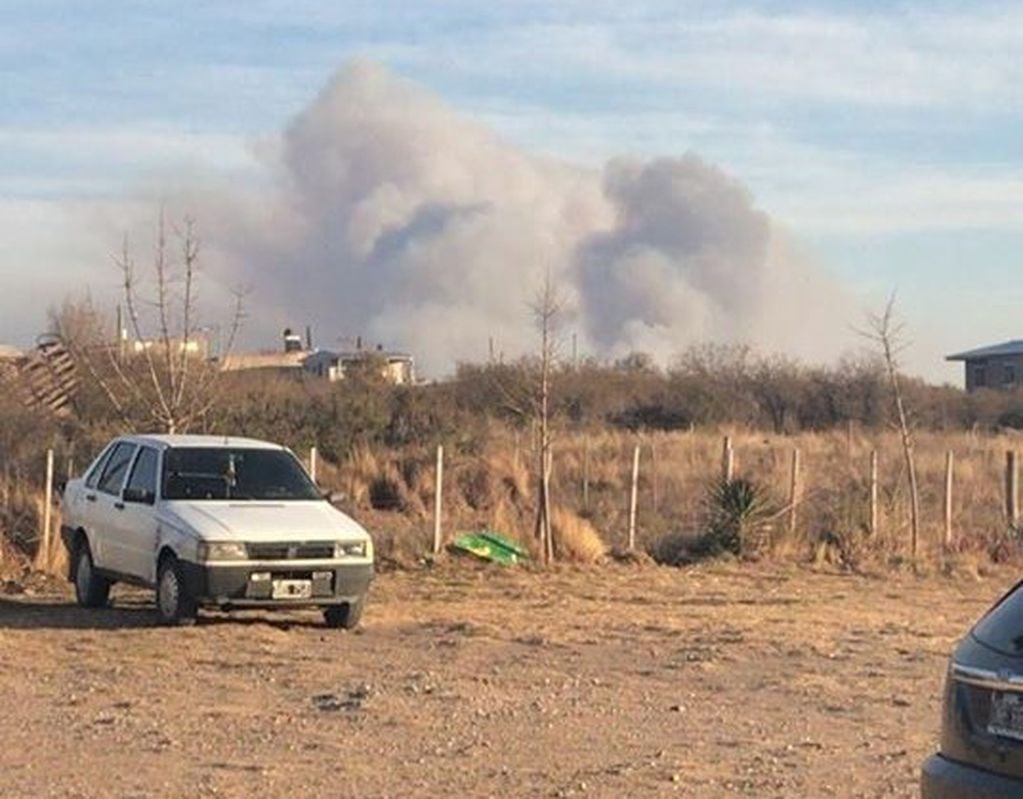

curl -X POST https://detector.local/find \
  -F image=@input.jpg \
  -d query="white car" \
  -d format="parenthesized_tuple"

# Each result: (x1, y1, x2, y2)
(60, 434, 374, 627)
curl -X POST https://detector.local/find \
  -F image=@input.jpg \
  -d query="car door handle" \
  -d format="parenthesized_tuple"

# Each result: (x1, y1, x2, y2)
(85, 494, 96, 502)
(114, 502, 125, 510)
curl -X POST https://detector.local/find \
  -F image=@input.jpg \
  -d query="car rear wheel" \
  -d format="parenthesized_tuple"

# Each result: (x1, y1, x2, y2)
(323, 598, 364, 629)
(156, 557, 197, 626)
(73, 543, 111, 608)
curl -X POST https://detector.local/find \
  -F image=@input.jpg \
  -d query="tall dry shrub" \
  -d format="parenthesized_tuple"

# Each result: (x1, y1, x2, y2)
(551, 507, 606, 563)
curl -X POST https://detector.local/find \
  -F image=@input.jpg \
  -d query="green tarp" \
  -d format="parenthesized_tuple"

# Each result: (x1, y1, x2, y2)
(450, 531, 530, 565)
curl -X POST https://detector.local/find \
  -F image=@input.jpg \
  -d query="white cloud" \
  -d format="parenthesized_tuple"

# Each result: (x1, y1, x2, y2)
(763, 160, 1023, 235)
(0, 128, 259, 197)
(366, 6, 1023, 111)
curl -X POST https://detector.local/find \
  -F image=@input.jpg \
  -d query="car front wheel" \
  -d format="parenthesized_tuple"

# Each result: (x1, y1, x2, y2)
(156, 557, 197, 626)
(73, 543, 111, 608)
(323, 598, 364, 629)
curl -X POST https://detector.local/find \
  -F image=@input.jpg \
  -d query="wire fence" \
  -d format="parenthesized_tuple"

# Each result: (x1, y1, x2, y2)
(4, 430, 1022, 573)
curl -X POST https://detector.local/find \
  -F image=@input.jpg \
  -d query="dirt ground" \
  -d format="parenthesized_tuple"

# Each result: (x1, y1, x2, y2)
(0, 561, 1012, 799)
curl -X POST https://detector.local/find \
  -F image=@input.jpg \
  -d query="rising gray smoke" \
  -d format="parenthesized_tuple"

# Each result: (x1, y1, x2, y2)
(202, 61, 848, 373)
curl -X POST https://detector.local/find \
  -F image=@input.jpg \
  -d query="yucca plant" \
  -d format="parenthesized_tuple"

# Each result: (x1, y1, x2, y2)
(701, 477, 776, 557)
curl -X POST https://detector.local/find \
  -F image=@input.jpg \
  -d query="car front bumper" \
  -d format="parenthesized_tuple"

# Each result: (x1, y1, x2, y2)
(922, 754, 1023, 799)
(178, 560, 373, 608)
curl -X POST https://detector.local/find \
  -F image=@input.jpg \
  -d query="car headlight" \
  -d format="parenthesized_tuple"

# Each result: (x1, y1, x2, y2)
(334, 541, 368, 558)
(197, 541, 248, 561)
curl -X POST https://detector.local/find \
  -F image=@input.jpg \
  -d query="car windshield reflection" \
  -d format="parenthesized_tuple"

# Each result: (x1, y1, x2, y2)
(162, 448, 320, 501)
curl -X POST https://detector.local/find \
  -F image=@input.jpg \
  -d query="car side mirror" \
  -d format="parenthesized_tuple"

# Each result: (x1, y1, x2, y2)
(123, 486, 156, 505)
(324, 490, 346, 505)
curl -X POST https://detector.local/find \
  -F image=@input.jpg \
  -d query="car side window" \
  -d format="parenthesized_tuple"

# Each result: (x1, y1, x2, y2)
(84, 445, 115, 489)
(125, 447, 159, 499)
(96, 443, 137, 495)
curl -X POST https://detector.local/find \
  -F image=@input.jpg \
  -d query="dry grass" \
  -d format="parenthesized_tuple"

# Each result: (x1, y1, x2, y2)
(5, 425, 1021, 571)
(0, 531, 28, 580)
(550, 506, 606, 563)
(31, 506, 67, 577)
(2, 478, 42, 555)
(0, 467, 66, 578)
(313, 426, 1023, 568)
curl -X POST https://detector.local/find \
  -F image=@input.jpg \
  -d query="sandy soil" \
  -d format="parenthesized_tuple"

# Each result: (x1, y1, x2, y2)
(0, 562, 1011, 798)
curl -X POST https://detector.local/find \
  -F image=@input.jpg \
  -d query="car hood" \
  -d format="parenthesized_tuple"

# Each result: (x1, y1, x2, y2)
(159, 500, 370, 542)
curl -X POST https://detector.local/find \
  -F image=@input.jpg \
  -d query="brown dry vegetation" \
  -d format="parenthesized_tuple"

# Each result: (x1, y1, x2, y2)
(3, 426, 1020, 577)
(4, 348, 1023, 576)
(312, 427, 1021, 572)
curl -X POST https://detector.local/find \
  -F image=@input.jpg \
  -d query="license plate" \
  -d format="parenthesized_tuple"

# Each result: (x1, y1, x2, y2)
(271, 579, 312, 600)
(989, 692, 1023, 741)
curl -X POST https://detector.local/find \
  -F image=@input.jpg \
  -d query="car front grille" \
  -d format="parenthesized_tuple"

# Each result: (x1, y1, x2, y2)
(248, 542, 335, 560)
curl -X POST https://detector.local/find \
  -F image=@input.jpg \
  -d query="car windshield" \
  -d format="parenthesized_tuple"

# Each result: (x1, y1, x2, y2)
(162, 447, 321, 501)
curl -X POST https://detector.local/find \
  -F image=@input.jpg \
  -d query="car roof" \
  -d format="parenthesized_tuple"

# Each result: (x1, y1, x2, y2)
(117, 434, 285, 451)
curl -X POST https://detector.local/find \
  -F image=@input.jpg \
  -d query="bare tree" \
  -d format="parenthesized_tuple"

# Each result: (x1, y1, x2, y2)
(449, 272, 565, 563)
(531, 270, 563, 564)
(54, 211, 245, 433)
(860, 294, 920, 557)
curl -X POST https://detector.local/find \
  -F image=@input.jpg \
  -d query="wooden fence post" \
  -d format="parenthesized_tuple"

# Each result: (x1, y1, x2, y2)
(42, 448, 54, 562)
(309, 446, 318, 483)
(582, 436, 590, 512)
(722, 436, 734, 483)
(787, 448, 800, 535)
(651, 439, 659, 514)
(1007, 450, 1019, 527)
(628, 444, 640, 551)
(869, 450, 878, 537)
(433, 445, 444, 554)
(944, 450, 954, 548)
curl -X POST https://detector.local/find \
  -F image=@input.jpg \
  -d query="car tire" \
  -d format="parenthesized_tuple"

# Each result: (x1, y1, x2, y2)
(156, 556, 198, 626)
(323, 598, 364, 630)
(73, 542, 111, 608)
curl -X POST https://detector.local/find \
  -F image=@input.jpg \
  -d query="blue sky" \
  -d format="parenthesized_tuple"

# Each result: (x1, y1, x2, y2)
(2, 1, 1022, 381)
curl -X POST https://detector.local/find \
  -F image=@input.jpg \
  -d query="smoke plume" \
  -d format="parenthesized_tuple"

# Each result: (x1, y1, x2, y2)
(202, 61, 848, 373)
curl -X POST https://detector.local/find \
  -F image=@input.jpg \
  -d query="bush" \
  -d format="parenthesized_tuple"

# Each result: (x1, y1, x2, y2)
(702, 477, 777, 558)
(551, 507, 606, 563)
(647, 530, 704, 566)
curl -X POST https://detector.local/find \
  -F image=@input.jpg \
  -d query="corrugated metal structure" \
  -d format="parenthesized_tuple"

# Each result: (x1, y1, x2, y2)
(0, 336, 79, 415)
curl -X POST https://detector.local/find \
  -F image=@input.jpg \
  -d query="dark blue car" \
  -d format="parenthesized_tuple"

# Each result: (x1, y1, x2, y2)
(922, 580, 1023, 797)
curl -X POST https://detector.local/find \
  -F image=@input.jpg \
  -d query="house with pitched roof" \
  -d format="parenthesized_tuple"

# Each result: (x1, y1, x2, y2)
(947, 340, 1023, 392)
